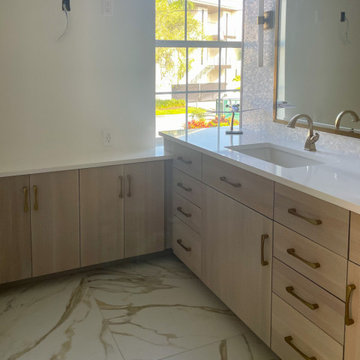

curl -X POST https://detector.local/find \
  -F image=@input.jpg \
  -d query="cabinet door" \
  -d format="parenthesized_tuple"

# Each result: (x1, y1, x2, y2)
(31, 171, 80, 276)
(124, 161, 165, 257)
(80, 166, 125, 266)
(345, 262, 360, 360)
(203, 186, 272, 345)
(350, 212, 360, 266)
(0, 176, 31, 284)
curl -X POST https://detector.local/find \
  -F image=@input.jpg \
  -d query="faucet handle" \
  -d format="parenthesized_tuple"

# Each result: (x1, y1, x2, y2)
(309, 132, 320, 144)
(305, 132, 320, 151)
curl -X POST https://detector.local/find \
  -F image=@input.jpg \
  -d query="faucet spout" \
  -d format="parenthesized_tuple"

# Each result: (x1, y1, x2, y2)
(335, 110, 360, 130)
(287, 114, 319, 151)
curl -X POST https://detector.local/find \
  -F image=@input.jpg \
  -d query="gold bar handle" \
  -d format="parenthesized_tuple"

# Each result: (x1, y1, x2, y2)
(287, 248, 320, 269)
(177, 239, 191, 252)
(177, 156, 192, 165)
(219, 176, 241, 188)
(177, 182, 192, 192)
(261, 234, 269, 266)
(127, 175, 131, 197)
(23, 186, 29, 213)
(119, 176, 124, 199)
(288, 208, 322, 226)
(345, 284, 356, 326)
(286, 286, 319, 310)
(177, 206, 192, 218)
(33, 185, 39, 211)
(284, 336, 317, 360)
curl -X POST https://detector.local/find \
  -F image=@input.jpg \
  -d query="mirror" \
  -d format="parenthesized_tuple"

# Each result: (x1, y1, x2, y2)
(274, 0, 360, 137)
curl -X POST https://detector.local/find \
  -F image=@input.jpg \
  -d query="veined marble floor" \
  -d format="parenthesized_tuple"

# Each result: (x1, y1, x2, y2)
(0, 253, 279, 360)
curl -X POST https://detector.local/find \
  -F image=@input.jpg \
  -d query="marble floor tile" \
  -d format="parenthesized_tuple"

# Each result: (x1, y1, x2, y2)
(87, 256, 274, 360)
(161, 334, 279, 360)
(0, 254, 278, 360)
(0, 274, 123, 360)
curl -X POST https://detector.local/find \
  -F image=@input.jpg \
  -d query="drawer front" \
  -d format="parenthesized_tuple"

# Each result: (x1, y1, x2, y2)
(202, 155, 274, 218)
(273, 259, 345, 344)
(173, 168, 203, 208)
(271, 294, 343, 360)
(274, 223, 347, 300)
(274, 183, 349, 257)
(173, 192, 202, 234)
(173, 217, 201, 277)
(350, 212, 360, 266)
(166, 140, 202, 180)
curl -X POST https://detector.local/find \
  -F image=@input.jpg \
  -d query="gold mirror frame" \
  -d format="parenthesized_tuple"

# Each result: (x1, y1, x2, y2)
(272, 0, 360, 139)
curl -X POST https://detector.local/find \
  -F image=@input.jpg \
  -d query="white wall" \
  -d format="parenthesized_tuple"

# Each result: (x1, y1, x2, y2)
(278, 0, 360, 128)
(0, 0, 155, 165)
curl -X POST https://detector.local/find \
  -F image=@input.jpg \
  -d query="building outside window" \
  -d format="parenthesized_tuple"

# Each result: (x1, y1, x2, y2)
(156, 0, 243, 136)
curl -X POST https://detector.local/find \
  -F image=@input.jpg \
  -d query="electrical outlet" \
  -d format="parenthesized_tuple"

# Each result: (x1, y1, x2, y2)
(102, 0, 114, 16)
(102, 130, 112, 147)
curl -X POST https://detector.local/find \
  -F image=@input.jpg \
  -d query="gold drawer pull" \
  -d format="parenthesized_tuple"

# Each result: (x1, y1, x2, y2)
(261, 234, 269, 266)
(288, 208, 322, 226)
(177, 239, 191, 252)
(119, 176, 124, 199)
(127, 175, 131, 197)
(219, 176, 241, 188)
(345, 284, 356, 326)
(286, 286, 319, 310)
(287, 248, 320, 269)
(177, 206, 192, 218)
(23, 186, 29, 213)
(33, 185, 39, 211)
(177, 156, 192, 165)
(177, 182, 192, 192)
(284, 336, 317, 360)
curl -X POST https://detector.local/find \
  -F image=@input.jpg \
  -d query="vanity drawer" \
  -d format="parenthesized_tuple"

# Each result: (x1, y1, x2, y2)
(173, 192, 202, 234)
(350, 212, 360, 266)
(274, 223, 347, 300)
(173, 168, 203, 208)
(273, 259, 345, 344)
(274, 183, 349, 257)
(167, 141, 202, 180)
(271, 294, 343, 360)
(202, 155, 274, 218)
(173, 217, 201, 278)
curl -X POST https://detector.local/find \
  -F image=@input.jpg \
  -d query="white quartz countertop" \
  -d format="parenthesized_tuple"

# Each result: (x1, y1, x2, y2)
(0, 146, 171, 178)
(160, 116, 360, 214)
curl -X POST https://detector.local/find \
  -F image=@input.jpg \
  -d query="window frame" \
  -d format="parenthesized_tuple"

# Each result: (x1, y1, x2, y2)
(155, 0, 245, 135)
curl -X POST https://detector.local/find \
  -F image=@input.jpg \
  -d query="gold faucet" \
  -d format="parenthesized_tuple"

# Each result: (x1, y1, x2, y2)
(287, 114, 320, 152)
(335, 110, 360, 130)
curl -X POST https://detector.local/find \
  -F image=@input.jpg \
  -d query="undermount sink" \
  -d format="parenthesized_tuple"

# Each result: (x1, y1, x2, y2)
(226, 143, 323, 168)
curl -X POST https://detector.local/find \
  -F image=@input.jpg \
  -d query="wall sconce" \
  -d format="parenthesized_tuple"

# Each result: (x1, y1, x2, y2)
(257, 0, 274, 68)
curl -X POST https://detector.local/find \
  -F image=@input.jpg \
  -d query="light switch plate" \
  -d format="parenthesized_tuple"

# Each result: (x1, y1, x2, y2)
(102, 0, 114, 16)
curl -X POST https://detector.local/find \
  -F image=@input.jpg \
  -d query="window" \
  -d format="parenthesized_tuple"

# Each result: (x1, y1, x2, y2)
(155, 0, 243, 136)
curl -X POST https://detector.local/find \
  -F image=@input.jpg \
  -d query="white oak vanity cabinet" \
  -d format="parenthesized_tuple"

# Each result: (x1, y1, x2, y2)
(0, 160, 165, 285)
(0, 171, 81, 282)
(31, 171, 80, 277)
(171, 154, 203, 278)
(345, 215, 360, 360)
(0, 176, 31, 284)
(203, 186, 273, 344)
(164, 138, 360, 360)
(80, 161, 165, 265)
(80, 165, 125, 266)
(123, 161, 165, 258)
(165, 139, 274, 345)
(272, 184, 357, 360)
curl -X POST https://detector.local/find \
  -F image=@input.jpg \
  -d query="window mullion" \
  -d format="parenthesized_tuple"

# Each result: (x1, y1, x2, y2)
(155, 40, 242, 48)
(217, 0, 221, 131)
(185, 0, 188, 137)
